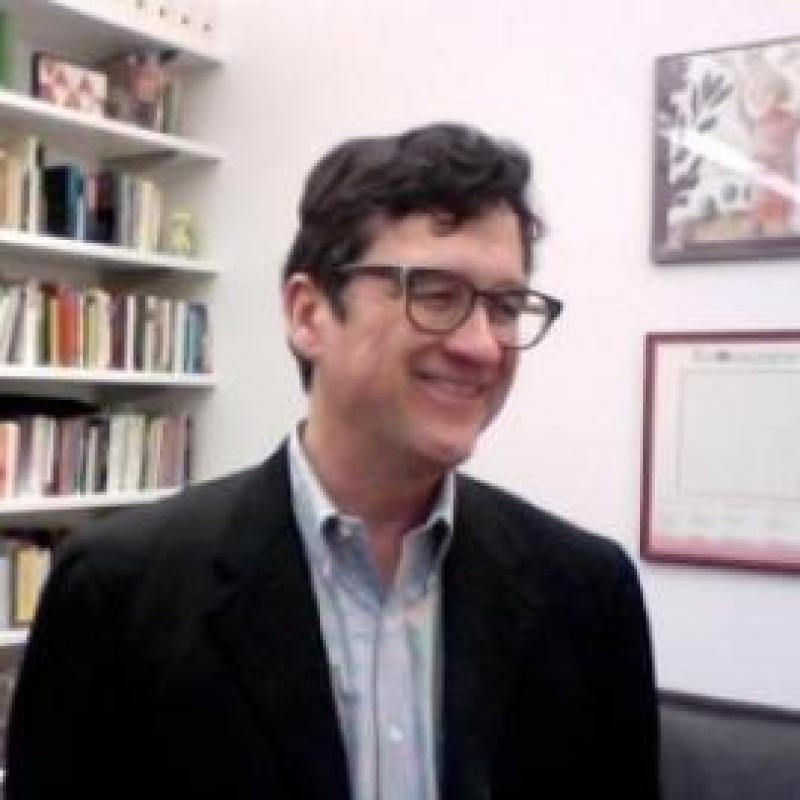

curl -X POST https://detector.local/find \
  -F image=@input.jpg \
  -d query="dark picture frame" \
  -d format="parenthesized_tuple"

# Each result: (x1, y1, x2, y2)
(652, 37, 800, 262)
(641, 330, 800, 573)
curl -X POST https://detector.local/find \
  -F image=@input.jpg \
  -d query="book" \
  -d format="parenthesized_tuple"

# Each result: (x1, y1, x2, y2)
(135, 294, 158, 371)
(35, 416, 56, 497)
(10, 542, 51, 626)
(83, 420, 99, 493)
(172, 299, 186, 373)
(55, 417, 85, 495)
(15, 280, 42, 366)
(40, 282, 59, 366)
(43, 165, 85, 240)
(185, 302, 211, 373)
(0, 282, 22, 363)
(85, 170, 117, 245)
(0, 11, 13, 90)
(0, 145, 21, 230)
(57, 284, 82, 367)
(0, 421, 19, 498)
(0, 149, 10, 227)
(122, 413, 146, 491)
(106, 414, 123, 493)
(94, 416, 110, 492)
(1, 135, 43, 233)
(154, 296, 172, 371)
(143, 416, 162, 489)
(83, 287, 111, 369)
(0, 541, 10, 629)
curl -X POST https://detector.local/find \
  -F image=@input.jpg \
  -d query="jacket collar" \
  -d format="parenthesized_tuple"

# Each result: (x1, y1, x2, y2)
(440, 476, 546, 800)
(206, 444, 351, 800)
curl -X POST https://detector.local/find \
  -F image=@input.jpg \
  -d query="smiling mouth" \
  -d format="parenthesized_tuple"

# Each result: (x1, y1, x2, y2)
(414, 372, 488, 399)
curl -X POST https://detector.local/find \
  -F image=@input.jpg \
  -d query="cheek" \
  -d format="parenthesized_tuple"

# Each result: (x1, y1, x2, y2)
(336, 324, 409, 390)
(496, 352, 518, 387)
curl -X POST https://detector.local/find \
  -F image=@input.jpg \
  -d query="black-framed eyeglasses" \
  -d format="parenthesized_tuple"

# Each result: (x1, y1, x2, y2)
(333, 264, 563, 350)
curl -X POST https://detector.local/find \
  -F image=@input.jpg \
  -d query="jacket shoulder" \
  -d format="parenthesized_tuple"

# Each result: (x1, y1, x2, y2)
(56, 462, 265, 592)
(456, 473, 635, 579)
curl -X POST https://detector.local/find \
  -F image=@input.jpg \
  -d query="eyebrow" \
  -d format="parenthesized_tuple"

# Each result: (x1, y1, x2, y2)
(415, 265, 528, 291)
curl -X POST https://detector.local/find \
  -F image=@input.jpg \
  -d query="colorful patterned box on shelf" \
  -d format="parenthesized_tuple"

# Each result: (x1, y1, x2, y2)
(32, 53, 108, 117)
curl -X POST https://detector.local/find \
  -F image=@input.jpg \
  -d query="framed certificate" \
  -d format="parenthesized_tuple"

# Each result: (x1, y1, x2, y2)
(641, 330, 800, 573)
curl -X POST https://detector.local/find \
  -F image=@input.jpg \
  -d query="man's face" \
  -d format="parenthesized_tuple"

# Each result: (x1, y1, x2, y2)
(293, 204, 526, 474)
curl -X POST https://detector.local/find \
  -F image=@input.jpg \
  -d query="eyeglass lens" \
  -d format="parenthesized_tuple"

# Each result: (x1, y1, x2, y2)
(406, 270, 551, 348)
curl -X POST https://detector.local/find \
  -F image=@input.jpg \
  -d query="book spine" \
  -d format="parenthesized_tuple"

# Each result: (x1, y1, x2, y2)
(0, 421, 19, 498)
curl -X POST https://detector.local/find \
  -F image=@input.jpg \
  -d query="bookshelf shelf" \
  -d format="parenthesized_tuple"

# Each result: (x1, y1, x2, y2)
(0, 365, 215, 387)
(0, 0, 225, 68)
(0, 627, 28, 647)
(0, 227, 219, 275)
(0, 486, 181, 516)
(0, 89, 223, 163)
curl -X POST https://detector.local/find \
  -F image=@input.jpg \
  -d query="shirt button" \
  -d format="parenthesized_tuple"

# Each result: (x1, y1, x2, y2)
(388, 724, 404, 743)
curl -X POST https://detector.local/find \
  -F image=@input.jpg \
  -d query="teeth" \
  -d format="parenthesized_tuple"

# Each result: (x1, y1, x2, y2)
(421, 375, 481, 397)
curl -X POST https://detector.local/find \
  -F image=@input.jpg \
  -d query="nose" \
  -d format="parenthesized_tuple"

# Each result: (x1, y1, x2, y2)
(441, 300, 504, 364)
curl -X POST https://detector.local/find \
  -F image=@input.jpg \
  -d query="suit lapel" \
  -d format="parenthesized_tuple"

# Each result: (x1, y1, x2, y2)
(441, 478, 545, 800)
(205, 445, 350, 800)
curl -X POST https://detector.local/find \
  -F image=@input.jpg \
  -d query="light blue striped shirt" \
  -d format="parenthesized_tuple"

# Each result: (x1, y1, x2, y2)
(288, 428, 455, 800)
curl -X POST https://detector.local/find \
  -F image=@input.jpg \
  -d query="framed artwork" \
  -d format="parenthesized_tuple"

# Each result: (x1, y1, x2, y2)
(641, 330, 800, 573)
(31, 52, 108, 117)
(652, 37, 800, 262)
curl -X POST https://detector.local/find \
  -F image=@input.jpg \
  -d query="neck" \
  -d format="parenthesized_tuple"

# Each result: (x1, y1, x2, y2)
(301, 415, 443, 536)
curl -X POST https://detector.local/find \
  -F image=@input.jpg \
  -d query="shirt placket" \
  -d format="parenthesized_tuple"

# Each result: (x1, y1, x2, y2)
(375, 592, 416, 800)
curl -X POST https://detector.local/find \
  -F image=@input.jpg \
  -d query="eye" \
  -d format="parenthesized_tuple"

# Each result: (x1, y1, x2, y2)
(416, 286, 461, 306)
(409, 272, 465, 308)
(487, 292, 526, 323)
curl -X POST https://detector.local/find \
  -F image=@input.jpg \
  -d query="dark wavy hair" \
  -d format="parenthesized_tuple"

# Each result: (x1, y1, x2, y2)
(283, 122, 543, 389)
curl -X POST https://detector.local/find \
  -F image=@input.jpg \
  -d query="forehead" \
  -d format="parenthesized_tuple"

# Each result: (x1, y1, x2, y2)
(361, 205, 527, 284)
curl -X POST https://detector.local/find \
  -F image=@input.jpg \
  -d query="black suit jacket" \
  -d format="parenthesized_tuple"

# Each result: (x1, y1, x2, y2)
(7, 444, 659, 799)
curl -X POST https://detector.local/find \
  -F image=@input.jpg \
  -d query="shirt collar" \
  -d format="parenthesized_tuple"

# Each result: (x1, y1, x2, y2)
(287, 424, 455, 573)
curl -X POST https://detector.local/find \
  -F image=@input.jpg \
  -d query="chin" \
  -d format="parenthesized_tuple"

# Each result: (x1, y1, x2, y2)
(414, 428, 479, 471)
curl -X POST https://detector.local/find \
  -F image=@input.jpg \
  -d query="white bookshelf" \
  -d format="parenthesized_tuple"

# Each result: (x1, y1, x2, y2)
(0, 627, 27, 646)
(0, 486, 181, 516)
(0, 3, 223, 778)
(0, 89, 223, 163)
(0, 227, 219, 275)
(0, 0, 225, 68)
(0, 7, 223, 527)
(0, 365, 215, 387)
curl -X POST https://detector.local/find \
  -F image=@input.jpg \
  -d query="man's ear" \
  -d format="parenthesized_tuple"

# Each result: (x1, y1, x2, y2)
(283, 273, 328, 362)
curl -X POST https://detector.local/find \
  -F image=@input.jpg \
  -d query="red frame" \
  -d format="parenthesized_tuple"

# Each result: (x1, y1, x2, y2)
(641, 330, 800, 574)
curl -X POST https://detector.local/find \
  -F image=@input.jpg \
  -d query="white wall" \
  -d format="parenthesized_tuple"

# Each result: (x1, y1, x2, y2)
(196, 0, 800, 709)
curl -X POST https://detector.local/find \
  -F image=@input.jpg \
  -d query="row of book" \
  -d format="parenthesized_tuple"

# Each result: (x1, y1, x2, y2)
(0, 534, 53, 628)
(44, 163, 163, 252)
(0, 411, 191, 500)
(0, 279, 211, 374)
(0, 134, 165, 253)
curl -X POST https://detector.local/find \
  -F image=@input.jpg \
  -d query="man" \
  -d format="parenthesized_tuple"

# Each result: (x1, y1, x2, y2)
(7, 123, 659, 799)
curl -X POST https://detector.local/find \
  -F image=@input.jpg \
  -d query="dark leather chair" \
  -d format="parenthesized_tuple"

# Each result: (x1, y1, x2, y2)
(659, 689, 800, 800)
